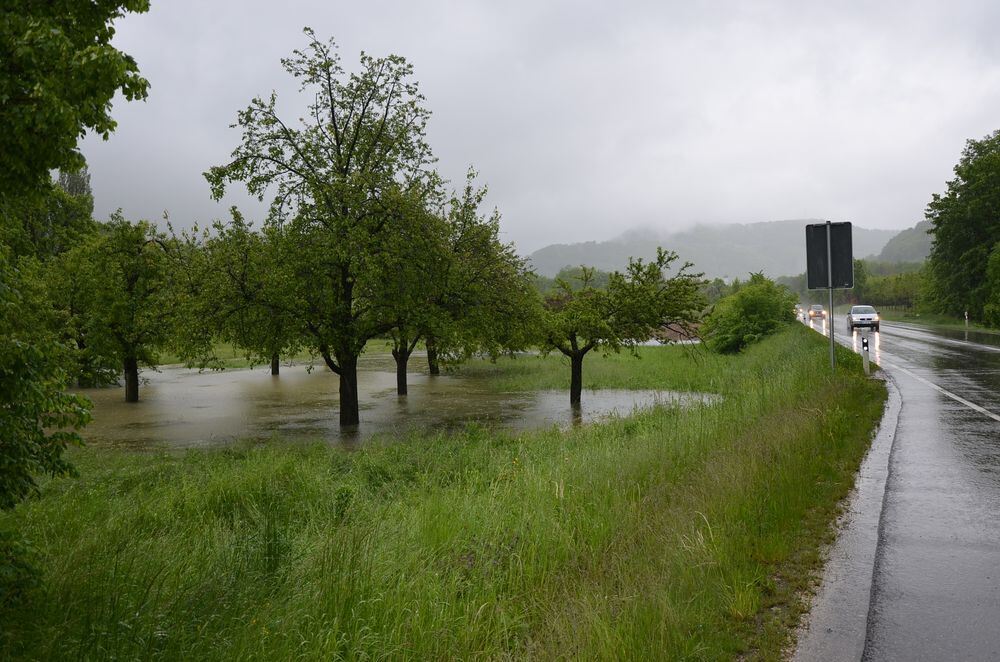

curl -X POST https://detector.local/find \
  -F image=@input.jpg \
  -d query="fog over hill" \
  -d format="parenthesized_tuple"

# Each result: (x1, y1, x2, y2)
(526, 220, 899, 280)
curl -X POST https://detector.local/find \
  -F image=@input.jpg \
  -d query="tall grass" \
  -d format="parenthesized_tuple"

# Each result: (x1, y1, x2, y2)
(0, 325, 885, 659)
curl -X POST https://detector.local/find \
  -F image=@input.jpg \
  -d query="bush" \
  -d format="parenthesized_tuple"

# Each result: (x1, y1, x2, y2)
(702, 273, 797, 353)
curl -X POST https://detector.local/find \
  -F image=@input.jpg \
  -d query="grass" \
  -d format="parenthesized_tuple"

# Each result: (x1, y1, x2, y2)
(158, 339, 400, 370)
(0, 325, 886, 660)
(877, 309, 999, 335)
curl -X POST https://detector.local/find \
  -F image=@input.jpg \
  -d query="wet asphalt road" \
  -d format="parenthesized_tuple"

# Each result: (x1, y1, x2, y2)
(809, 316, 1000, 661)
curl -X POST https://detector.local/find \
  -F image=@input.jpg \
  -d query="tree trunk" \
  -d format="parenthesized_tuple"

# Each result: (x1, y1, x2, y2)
(570, 352, 583, 406)
(393, 348, 410, 396)
(124, 355, 139, 403)
(338, 354, 360, 427)
(270, 352, 280, 376)
(426, 336, 440, 376)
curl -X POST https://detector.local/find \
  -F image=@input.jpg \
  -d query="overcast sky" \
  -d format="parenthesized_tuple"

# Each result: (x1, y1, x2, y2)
(80, 0, 1000, 253)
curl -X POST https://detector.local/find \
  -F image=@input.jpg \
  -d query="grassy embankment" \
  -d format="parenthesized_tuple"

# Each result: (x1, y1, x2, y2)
(877, 309, 999, 334)
(0, 325, 885, 659)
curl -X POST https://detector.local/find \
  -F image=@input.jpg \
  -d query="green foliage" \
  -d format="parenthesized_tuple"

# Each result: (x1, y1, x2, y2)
(534, 266, 611, 296)
(0, 1, 149, 195)
(421, 170, 541, 365)
(0, 529, 40, 606)
(206, 29, 446, 422)
(983, 243, 1000, 327)
(0, 253, 89, 510)
(925, 129, 1000, 320)
(541, 248, 705, 403)
(0, 172, 96, 260)
(63, 216, 174, 400)
(874, 220, 933, 263)
(703, 273, 797, 353)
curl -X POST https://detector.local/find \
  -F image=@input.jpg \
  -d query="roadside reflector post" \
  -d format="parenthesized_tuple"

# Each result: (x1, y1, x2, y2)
(965, 310, 969, 328)
(861, 330, 871, 376)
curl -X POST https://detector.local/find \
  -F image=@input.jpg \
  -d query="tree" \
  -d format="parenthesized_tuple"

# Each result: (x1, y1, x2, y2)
(206, 29, 436, 426)
(0, 1, 147, 512)
(0, 1, 149, 196)
(80, 216, 172, 402)
(541, 249, 704, 406)
(402, 170, 539, 387)
(0, 169, 96, 261)
(0, 254, 90, 509)
(925, 129, 1000, 319)
(196, 211, 304, 375)
(702, 273, 797, 353)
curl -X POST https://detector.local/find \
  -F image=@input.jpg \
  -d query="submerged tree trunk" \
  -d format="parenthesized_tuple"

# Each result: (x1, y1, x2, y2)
(338, 354, 360, 427)
(569, 352, 584, 406)
(426, 335, 440, 376)
(270, 352, 280, 376)
(394, 350, 409, 396)
(124, 355, 139, 403)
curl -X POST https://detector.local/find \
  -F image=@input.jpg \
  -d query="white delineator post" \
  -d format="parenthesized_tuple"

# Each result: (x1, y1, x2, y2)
(861, 329, 871, 376)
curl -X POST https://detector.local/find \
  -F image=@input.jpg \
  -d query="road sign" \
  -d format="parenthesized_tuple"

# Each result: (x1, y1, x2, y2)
(805, 221, 854, 373)
(806, 222, 853, 289)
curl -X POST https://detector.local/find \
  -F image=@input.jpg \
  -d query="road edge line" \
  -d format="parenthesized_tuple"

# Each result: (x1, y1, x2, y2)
(792, 370, 902, 662)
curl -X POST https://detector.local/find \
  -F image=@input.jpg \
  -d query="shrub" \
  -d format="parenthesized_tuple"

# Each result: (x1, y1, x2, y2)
(702, 273, 797, 353)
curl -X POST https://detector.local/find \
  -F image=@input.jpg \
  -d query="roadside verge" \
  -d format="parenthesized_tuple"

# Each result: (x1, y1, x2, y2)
(793, 371, 902, 660)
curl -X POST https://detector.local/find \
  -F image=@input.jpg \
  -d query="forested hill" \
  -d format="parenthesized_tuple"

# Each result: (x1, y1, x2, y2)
(873, 220, 933, 263)
(526, 220, 898, 279)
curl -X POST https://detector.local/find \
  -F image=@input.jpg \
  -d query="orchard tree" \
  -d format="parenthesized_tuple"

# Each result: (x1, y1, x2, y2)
(925, 129, 1000, 319)
(422, 172, 540, 374)
(82, 216, 173, 402)
(200, 212, 304, 375)
(542, 249, 704, 406)
(206, 29, 437, 426)
(387, 169, 539, 392)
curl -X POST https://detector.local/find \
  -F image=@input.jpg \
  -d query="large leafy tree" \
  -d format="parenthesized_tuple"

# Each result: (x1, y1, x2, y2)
(0, 1, 149, 196)
(925, 129, 1000, 319)
(0, 1, 148, 511)
(206, 29, 437, 426)
(541, 249, 704, 406)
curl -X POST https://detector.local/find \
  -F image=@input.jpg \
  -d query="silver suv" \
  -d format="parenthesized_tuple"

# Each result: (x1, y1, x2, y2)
(847, 305, 880, 332)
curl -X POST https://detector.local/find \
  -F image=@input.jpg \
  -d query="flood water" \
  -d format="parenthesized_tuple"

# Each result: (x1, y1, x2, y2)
(76, 355, 717, 449)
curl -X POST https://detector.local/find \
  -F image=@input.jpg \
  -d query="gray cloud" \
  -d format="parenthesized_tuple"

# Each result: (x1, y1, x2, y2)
(81, 0, 1000, 253)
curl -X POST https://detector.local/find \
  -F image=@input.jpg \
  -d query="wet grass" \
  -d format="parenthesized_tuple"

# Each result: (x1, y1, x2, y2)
(454, 344, 721, 394)
(878, 309, 999, 335)
(0, 325, 886, 660)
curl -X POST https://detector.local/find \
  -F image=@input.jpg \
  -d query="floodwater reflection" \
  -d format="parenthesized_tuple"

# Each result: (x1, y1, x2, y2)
(77, 364, 718, 449)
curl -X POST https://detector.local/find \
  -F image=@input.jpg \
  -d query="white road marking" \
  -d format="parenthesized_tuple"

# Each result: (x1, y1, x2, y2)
(881, 360, 1000, 424)
(804, 318, 1000, 423)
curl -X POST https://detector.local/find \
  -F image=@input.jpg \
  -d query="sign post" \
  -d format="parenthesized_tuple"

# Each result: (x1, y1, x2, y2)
(806, 221, 853, 372)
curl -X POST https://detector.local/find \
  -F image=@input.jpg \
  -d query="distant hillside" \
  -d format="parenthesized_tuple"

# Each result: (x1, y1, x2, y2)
(527, 220, 898, 279)
(873, 220, 932, 263)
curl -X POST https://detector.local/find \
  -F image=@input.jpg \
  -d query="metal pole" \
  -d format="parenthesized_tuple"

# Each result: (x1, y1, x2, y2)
(827, 221, 835, 372)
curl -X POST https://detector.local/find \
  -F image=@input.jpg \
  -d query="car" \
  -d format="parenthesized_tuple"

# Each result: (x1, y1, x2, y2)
(808, 304, 826, 320)
(847, 305, 880, 332)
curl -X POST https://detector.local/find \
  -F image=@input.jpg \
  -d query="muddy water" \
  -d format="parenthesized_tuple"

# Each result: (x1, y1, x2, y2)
(77, 357, 716, 449)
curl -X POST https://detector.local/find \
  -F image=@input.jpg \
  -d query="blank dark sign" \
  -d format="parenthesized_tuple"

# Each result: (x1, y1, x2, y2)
(806, 222, 853, 289)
